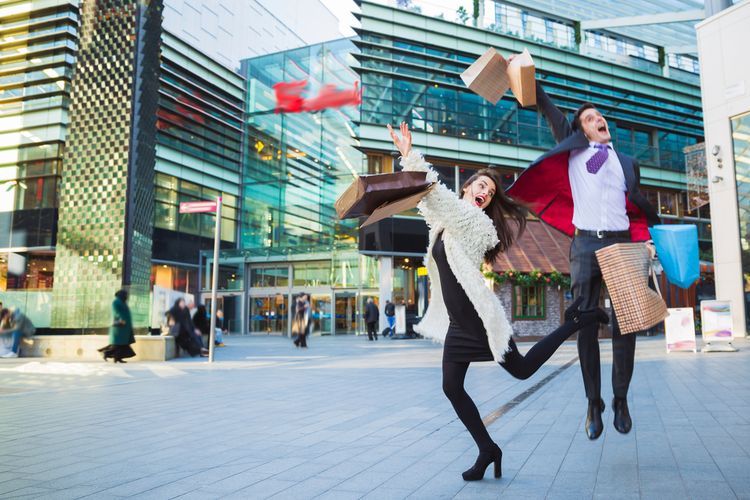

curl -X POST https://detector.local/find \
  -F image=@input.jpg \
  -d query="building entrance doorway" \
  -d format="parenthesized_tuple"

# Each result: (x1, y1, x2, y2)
(334, 291, 357, 335)
(249, 293, 288, 335)
(202, 293, 242, 333)
(309, 294, 332, 335)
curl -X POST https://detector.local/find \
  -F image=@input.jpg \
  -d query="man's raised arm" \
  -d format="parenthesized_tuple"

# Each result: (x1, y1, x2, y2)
(532, 81, 573, 144)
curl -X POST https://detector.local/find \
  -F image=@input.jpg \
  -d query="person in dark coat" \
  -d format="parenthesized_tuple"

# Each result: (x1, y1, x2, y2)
(98, 289, 136, 363)
(506, 75, 660, 440)
(364, 297, 379, 341)
(192, 304, 210, 345)
(384, 300, 396, 337)
(168, 298, 207, 357)
(292, 293, 310, 348)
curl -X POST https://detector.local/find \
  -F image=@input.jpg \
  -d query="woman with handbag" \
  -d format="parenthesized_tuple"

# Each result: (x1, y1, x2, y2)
(292, 293, 310, 348)
(98, 289, 136, 363)
(387, 123, 609, 481)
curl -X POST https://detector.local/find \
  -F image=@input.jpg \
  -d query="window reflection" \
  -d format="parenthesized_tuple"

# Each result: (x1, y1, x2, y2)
(731, 112, 750, 328)
(153, 173, 237, 243)
(0, 253, 55, 290)
(359, 33, 703, 172)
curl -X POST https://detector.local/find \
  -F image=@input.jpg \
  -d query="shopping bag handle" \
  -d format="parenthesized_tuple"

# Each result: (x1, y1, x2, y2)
(650, 256, 662, 298)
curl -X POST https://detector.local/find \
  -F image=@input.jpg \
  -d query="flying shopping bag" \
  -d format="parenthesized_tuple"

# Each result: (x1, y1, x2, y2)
(335, 171, 435, 227)
(649, 224, 700, 289)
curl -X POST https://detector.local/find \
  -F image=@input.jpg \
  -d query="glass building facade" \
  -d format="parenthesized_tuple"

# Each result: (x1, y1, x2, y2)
(0, 6, 248, 332)
(227, 39, 380, 336)
(0, 0, 719, 336)
(0, 0, 78, 326)
(732, 111, 750, 328)
(353, 0, 711, 324)
(152, 31, 245, 328)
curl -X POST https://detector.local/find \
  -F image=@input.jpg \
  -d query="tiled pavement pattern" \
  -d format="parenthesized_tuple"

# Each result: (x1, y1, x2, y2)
(1, 334, 749, 499)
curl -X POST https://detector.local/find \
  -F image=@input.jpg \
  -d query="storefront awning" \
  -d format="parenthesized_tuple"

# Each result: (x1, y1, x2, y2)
(491, 219, 572, 274)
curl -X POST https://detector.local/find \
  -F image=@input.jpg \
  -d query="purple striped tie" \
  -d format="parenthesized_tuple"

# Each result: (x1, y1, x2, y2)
(586, 144, 609, 174)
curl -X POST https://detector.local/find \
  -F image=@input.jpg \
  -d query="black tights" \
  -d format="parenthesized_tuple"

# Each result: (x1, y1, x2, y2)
(442, 319, 584, 451)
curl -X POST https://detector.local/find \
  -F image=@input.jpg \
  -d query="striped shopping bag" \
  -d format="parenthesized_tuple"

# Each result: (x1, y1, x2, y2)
(595, 243, 668, 334)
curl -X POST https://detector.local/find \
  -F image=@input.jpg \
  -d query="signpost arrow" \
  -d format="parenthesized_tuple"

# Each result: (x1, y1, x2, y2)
(179, 200, 217, 214)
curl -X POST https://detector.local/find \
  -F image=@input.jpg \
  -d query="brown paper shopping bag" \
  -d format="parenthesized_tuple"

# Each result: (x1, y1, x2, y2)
(507, 48, 536, 107)
(460, 47, 509, 105)
(335, 171, 433, 220)
(462, 47, 536, 107)
(360, 184, 436, 228)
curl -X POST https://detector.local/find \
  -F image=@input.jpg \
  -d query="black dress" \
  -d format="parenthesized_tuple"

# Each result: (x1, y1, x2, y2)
(433, 232, 494, 362)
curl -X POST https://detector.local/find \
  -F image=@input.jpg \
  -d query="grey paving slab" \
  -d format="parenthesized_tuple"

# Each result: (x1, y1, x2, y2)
(1, 335, 749, 499)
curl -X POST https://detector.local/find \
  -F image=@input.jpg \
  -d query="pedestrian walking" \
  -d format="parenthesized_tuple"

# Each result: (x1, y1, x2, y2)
(384, 300, 395, 337)
(98, 289, 136, 363)
(507, 73, 660, 440)
(168, 298, 208, 357)
(388, 122, 608, 481)
(292, 293, 310, 348)
(364, 297, 379, 341)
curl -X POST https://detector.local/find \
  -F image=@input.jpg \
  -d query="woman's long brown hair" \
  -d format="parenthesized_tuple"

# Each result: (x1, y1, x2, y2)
(460, 168, 528, 263)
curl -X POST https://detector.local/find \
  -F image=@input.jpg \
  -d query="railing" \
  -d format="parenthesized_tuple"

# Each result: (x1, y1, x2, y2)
(373, 0, 699, 82)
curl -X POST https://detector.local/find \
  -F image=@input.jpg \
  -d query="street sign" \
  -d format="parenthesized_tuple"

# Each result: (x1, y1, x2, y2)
(179, 196, 222, 363)
(179, 200, 217, 214)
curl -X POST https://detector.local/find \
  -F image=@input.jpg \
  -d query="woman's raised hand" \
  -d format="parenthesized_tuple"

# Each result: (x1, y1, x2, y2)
(387, 122, 412, 158)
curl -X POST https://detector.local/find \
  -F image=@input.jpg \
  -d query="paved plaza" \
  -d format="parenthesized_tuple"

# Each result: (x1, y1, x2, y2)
(1, 333, 749, 499)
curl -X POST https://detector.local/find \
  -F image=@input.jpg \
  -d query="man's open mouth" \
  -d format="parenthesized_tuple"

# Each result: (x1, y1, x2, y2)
(598, 125, 607, 133)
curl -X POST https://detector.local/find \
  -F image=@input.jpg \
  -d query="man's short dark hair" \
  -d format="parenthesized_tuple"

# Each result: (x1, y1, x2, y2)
(573, 102, 598, 131)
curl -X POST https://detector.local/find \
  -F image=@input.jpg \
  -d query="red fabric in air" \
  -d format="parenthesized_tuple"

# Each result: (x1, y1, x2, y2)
(508, 152, 651, 242)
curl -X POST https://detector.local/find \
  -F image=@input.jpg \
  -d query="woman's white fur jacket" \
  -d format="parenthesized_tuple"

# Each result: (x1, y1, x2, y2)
(402, 150, 513, 362)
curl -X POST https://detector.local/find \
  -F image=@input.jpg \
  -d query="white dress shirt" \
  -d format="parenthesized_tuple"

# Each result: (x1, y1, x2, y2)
(568, 142, 629, 231)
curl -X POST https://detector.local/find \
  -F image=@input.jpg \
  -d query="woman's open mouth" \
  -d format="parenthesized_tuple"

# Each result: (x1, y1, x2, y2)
(474, 195, 486, 206)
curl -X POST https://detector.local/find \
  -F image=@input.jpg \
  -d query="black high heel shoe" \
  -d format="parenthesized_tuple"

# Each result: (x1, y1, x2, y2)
(564, 297, 609, 325)
(462, 444, 502, 481)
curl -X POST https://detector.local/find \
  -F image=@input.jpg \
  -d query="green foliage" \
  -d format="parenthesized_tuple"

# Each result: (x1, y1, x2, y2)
(484, 269, 571, 289)
(456, 6, 469, 24)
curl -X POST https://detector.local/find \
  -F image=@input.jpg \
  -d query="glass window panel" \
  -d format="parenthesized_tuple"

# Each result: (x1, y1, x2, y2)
(221, 218, 236, 242)
(180, 180, 201, 197)
(156, 173, 177, 190)
(222, 193, 237, 208)
(155, 186, 177, 204)
(154, 201, 177, 231)
(659, 191, 677, 216)
(178, 212, 200, 235)
(512, 285, 545, 319)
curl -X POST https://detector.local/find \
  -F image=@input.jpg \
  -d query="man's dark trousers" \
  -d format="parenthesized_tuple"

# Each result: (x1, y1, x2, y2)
(570, 234, 636, 400)
(366, 322, 377, 341)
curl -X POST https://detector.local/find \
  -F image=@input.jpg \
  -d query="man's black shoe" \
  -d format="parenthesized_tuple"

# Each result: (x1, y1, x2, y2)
(612, 397, 632, 434)
(585, 398, 605, 440)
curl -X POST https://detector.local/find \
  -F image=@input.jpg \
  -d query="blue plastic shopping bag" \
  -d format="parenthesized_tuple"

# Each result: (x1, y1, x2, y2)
(649, 224, 700, 288)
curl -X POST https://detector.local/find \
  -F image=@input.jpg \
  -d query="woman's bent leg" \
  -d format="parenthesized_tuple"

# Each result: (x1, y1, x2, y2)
(501, 300, 608, 380)
(442, 360, 494, 451)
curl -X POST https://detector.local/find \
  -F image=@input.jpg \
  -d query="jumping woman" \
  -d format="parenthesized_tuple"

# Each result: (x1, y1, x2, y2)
(387, 122, 608, 481)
